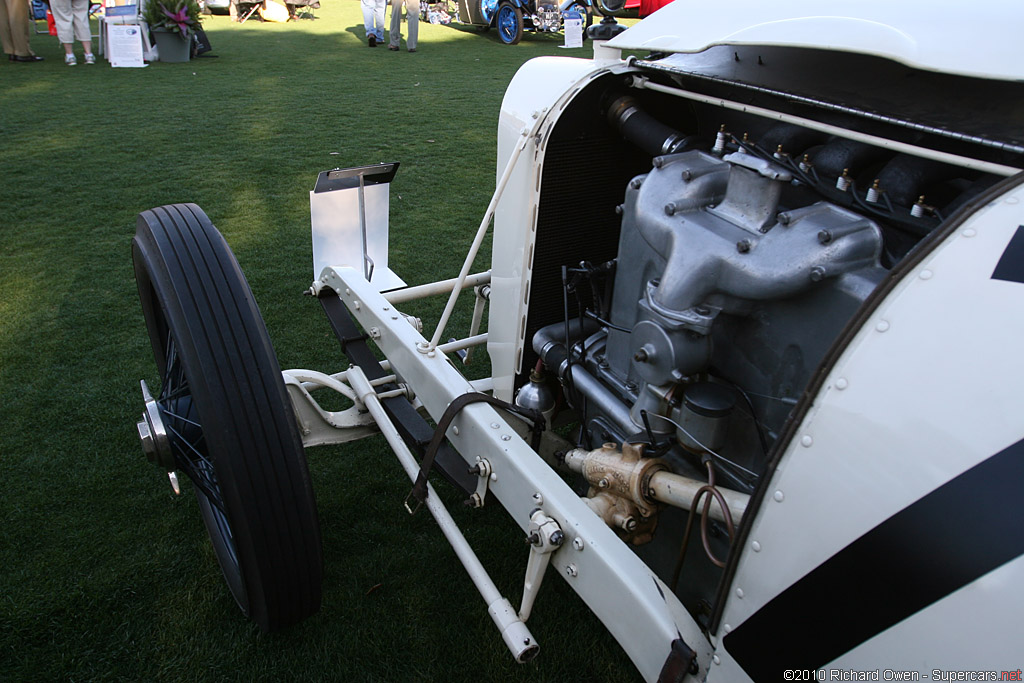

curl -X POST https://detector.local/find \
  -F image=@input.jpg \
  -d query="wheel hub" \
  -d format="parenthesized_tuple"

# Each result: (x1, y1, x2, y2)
(137, 379, 175, 470)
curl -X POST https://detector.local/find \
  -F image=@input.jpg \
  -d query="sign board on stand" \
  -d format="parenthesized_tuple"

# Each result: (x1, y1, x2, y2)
(560, 11, 583, 48)
(108, 23, 147, 67)
(98, 0, 155, 63)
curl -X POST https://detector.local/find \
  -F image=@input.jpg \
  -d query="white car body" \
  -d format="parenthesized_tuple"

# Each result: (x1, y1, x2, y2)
(476, 3, 1024, 678)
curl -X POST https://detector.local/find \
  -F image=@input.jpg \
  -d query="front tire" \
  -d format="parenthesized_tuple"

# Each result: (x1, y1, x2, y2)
(132, 203, 322, 632)
(496, 2, 523, 44)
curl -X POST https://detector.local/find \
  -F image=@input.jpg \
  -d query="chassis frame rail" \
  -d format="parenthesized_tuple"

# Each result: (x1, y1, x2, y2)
(316, 265, 713, 682)
(318, 292, 477, 495)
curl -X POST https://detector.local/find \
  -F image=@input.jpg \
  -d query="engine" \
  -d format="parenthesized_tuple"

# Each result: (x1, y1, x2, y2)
(510, 50, 1021, 626)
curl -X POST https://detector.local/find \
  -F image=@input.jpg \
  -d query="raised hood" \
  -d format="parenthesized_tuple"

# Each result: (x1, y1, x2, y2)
(606, 0, 1024, 82)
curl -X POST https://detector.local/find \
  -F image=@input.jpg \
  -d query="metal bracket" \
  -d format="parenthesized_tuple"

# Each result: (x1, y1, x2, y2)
(282, 371, 379, 448)
(519, 509, 564, 622)
(467, 456, 493, 508)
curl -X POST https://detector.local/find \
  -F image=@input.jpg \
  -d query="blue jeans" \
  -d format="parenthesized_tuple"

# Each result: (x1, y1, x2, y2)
(361, 0, 385, 42)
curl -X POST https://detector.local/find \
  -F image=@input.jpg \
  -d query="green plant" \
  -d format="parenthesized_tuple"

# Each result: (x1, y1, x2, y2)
(142, 0, 202, 36)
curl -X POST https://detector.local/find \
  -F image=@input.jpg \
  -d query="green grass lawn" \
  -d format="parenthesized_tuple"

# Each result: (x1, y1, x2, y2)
(0, 3, 643, 680)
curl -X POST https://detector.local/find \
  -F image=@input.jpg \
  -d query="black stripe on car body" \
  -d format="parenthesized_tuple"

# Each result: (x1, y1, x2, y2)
(992, 225, 1024, 284)
(723, 437, 1024, 681)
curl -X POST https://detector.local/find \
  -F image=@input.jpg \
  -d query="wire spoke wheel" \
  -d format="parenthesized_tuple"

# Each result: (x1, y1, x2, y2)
(496, 2, 523, 44)
(132, 203, 322, 631)
(479, 0, 497, 23)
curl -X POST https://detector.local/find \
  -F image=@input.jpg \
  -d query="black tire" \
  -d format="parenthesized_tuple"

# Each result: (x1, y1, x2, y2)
(496, 2, 523, 44)
(132, 203, 322, 632)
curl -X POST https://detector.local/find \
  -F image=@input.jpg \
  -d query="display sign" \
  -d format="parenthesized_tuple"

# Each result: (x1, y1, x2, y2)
(108, 24, 147, 67)
(104, 0, 138, 16)
(562, 13, 583, 48)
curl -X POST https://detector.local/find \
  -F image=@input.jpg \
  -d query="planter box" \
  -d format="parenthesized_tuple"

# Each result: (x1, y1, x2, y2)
(152, 27, 191, 62)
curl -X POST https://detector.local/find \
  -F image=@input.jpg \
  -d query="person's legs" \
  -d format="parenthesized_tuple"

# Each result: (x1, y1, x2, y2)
(360, 0, 376, 44)
(70, 0, 91, 55)
(405, 0, 418, 50)
(51, 0, 73, 44)
(0, 0, 15, 55)
(50, 0, 77, 61)
(4, 0, 36, 57)
(388, 0, 402, 48)
(372, 0, 385, 42)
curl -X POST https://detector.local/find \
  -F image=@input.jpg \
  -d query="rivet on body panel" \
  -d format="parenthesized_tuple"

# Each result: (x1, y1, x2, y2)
(751, 541, 761, 552)
(773, 490, 784, 502)
(835, 378, 848, 390)
(875, 320, 890, 333)
(800, 435, 813, 447)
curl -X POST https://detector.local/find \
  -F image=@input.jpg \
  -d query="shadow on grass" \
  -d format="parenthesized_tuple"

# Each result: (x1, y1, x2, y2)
(0, 2, 642, 680)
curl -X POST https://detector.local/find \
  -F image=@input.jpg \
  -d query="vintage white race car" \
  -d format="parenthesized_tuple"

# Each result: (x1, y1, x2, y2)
(132, 1, 1024, 680)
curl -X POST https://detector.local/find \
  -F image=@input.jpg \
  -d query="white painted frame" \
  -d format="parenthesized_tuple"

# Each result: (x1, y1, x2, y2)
(307, 265, 713, 682)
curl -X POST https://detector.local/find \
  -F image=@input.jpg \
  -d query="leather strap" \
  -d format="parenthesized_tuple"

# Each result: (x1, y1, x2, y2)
(409, 393, 545, 507)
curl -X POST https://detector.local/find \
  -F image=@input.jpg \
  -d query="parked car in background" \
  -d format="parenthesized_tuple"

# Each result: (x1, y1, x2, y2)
(202, 0, 231, 14)
(451, 0, 595, 44)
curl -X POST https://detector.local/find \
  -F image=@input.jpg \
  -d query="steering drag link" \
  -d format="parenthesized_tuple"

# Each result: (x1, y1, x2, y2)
(346, 365, 540, 663)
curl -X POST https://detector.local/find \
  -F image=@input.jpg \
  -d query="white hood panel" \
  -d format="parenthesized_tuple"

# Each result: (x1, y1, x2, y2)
(607, 0, 1024, 82)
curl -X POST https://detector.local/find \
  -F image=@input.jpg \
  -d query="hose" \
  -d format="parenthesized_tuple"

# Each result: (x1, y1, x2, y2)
(671, 461, 736, 588)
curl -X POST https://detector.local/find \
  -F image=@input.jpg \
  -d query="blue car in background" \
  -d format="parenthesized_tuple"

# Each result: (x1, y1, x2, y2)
(451, 0, 594, 44)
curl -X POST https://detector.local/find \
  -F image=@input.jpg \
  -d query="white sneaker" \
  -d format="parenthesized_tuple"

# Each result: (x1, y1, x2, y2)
(84, 53, 95, 64)
(65, 53, 76, 66)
